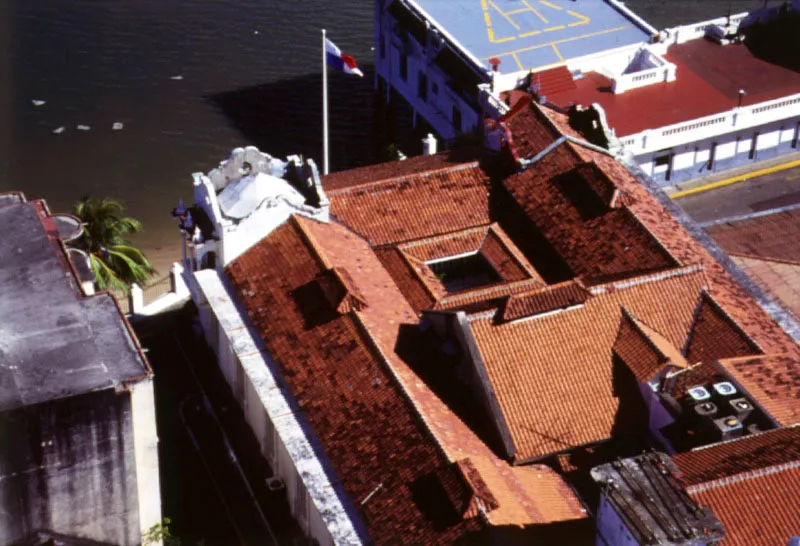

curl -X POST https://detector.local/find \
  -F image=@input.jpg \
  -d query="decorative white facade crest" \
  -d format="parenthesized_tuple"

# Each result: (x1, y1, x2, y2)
(187, 146, 330, 269)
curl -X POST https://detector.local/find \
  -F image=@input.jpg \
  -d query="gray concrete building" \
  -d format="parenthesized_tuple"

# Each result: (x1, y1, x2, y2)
(0, 192, 161, 546)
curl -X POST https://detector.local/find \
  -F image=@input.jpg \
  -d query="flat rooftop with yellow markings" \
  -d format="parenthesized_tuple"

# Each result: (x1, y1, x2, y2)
(409, 0, 653, 72)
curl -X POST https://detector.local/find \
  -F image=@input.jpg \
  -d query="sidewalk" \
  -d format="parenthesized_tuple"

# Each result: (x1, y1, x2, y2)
(664, 150, 800, 198)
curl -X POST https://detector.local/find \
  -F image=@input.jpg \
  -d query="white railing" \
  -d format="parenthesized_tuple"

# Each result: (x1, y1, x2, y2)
(612, 62, 676, 94)
(478, 83, 510, 117)
(621, 92, 800, 154)
(662, 12, 749, 45)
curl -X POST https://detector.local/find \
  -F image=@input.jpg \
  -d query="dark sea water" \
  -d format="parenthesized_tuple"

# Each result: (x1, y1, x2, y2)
(0, 0, 757, 266)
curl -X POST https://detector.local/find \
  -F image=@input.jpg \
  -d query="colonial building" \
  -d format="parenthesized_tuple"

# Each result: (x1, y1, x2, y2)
(0, 193, 161, 546)
(376, 0, 800, 185)
(177, 96, 800, 544)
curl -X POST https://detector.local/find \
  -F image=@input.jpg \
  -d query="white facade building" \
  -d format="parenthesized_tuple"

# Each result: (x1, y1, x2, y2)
(377, 0, 800, 186)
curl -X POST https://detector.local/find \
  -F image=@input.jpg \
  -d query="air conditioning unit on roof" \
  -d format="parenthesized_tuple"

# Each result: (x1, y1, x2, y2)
(714, 415, 744, 441)
(713, 382, 737, 396)
(688, 386, 711, 401)
(266, 477, 285, 491)
(694, 401, 718, 418)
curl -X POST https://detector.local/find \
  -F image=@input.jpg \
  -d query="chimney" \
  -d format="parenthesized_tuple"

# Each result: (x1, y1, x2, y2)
(422, 133, 438, 155)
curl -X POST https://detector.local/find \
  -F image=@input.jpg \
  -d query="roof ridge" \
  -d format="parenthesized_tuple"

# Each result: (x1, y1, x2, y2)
(348, 310, 452, 460)
(398, 225, 489, 250)
(589, 265, 706, 295)
(327, 161, 482, 196)
(687, 423, 800, 454)
(396, 248, 443, 304)
(685, 460, 800, 494)
(621, 308, 689, 368)
(716, 352, 794, 365)
(292, 215, 334, 270)
(436, 277, 544, 308)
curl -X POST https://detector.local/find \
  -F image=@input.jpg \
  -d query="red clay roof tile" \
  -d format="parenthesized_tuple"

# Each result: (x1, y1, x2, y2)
(674, 425, 800, 486)
(722, 354, 800, 425)
(329, 162, 491, 246)
(705, 207, 800, 265)
(470, 268, 708, 461)
(687, 465, 800, 546)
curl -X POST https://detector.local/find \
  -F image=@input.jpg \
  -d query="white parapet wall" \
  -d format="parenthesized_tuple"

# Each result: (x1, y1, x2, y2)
(130, 378, 163, 541)
(621, 93, 800, 155)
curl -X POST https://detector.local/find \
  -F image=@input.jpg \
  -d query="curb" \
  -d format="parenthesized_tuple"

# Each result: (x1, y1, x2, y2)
(671, 158, 800, 199)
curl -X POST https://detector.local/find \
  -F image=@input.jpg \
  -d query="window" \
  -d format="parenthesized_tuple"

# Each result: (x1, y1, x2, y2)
(793, 122, 799, 149)
(452, 106, 462, 133)
(380, 38, 385, 60)
(432, 81, 439, 95)
(418, 70, 428, 101)
(709, 142, 717, 169)
(399, 53, 408, 81)
(654, 154, 671, 167)
(428, 254, 500, 293)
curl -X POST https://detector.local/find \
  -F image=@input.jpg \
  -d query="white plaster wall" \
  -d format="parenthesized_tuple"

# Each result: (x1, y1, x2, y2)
(130, 379, 163, 541)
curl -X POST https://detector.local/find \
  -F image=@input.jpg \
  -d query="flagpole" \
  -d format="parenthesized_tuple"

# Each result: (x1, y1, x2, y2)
(322, 28, 329, 175)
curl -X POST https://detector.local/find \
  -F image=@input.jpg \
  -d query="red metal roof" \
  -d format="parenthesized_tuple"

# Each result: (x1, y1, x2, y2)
(547, 39, 800, 136)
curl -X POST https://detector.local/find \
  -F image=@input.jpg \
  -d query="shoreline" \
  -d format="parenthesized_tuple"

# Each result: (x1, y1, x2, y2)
(131, 227, 183, 285)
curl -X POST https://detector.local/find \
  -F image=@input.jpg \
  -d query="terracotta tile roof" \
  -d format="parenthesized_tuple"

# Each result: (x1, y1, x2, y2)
(531, 65, 577, 97)
(705, 207, 800, 265)
(503, 148, 678, 283)
(321, 148, 485, 191)
(226, 217, 484, 544)
(722, 354, 800, 425)
(684, 293, 762, 364)
(531, 106, 799, 358)
(469, 268, 708, 461)
(546, 40, 800, 136)
(435, 277, 548, 315)
(613, 311, 688, 383)
(328, 162, 491, 246)
(227, 215, 587, 541)
(502, 280, 589, 323)
(674, 425, 800, 486)
(398, 226, 487, 263)
(374, 247, 443, 313)
(687, 465, 800, 546)
(480, 226, 540, 283)
(729, 255, 800, 317)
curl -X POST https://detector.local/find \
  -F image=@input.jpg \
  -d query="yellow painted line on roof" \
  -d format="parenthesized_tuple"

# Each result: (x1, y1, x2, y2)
(484, 11, 492, 27)
(506, 8, 531, 15)
(522, 0, 549, 23)
(511, 52, 525, 70)
(491, 0, 521, 30)
(544, 24, 565, 32)
(552, 43, 564, 61)
(520, 29, 542, 37)
(567, 10, 590, 26)
(539, 0, 563, 10)
(671, 159, 800, 198)
(481, 0, 488, 10)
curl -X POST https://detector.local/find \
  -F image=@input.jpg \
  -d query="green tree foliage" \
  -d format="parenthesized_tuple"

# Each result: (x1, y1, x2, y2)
(72, 196, 155, 294)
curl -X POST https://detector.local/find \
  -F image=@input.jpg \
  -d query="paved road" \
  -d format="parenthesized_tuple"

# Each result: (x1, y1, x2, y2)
(676, 164, 800, 224)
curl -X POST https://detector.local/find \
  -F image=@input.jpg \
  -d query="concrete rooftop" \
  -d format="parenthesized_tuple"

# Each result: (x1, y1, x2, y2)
(409, 0, 651, 72)
(0, 201, 149, 412)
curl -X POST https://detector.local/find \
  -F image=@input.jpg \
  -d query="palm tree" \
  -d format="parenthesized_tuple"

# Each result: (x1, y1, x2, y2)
(72, 196, 156, 294)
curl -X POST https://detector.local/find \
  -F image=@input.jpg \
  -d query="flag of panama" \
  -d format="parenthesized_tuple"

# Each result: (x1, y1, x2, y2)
(325, 38, 364, 77)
